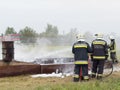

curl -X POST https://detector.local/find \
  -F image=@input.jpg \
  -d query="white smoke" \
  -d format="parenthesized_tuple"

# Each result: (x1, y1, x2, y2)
(14, 43, 73, 62)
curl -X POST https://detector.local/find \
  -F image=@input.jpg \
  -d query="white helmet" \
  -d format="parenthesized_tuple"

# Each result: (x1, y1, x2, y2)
(76, 34, 85, 41)
(109, 35, 114, 40)
(95, 33, 103, 39)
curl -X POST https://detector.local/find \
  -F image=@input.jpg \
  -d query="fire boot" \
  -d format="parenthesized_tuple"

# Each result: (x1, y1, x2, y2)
(91, 75, 96, 78)
(73, 74, 79, 82)
(97, 75, 102, 80)
(97, 74, 102, 80)
(91, 73, 96, 78)
(83, 76, 89, 81)
(73, 77, 79, 82)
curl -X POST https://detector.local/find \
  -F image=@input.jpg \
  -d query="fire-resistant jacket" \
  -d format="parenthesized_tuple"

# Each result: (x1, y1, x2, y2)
(91, 39, 108, 60)
(72, 41, 92, 64)
(109, 39, 116, 53)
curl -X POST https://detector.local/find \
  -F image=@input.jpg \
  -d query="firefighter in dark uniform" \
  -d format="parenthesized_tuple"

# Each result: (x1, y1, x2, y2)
(91, 34, 108, 80)
(72, 34, 92, 82)
(109, 35, 118, 63)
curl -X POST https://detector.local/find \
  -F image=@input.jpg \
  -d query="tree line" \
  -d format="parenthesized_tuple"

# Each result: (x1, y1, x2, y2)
(3, 24, 93, 45)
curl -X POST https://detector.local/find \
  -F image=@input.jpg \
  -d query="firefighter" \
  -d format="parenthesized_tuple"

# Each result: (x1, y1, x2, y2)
(91, 33, 108, 80)
(109, 35, 118, 64)
(72, 34, 92, 82)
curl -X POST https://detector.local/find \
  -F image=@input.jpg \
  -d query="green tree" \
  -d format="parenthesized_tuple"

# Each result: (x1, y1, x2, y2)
(39, 24, 59, 45)
(45, 24, 59, 37)
(5, 27, 17, 35)
(19, 26, 37, 43)
(65, 28, 78, 45)
(84, 31, 93, 44)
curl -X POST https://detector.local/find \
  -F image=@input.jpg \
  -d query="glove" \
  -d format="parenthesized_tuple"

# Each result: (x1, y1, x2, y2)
(105, 55, 108, 60)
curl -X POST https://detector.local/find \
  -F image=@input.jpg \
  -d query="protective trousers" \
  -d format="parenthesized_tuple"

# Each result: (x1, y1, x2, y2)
(92, 60, 105, 79)
(110, 52, 117, 63)
(74, 64, 89, 82)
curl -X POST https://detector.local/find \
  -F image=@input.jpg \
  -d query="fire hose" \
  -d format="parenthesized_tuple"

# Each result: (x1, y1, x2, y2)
(89, 60, 114, 78)
(103, 60, 113, 78)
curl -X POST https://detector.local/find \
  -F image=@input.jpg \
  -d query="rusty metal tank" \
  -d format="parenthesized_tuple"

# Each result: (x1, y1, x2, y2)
(40, 63, 74, 74)
(2, 41, 14, 62)
(33, 58, 75, 74)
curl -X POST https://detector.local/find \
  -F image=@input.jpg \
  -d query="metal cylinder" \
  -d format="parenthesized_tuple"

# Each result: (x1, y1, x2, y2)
(2, 41, 14, 62)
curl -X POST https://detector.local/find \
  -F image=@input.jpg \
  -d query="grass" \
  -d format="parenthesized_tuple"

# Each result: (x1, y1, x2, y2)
(0, 72, 120, 90)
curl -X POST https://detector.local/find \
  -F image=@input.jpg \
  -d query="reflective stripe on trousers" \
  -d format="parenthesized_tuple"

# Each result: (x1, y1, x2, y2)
(93, 56, 105, 59)
(74, 61, 88, 64)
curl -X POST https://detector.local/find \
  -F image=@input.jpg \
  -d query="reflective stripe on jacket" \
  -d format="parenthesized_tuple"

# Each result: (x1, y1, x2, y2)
(72, 41, 92, 63)
(74, 60, 88, 64)
(91, 39, 108, 60)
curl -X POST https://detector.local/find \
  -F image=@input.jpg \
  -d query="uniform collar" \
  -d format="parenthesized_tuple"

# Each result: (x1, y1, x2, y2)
(77, 39, 85, 41)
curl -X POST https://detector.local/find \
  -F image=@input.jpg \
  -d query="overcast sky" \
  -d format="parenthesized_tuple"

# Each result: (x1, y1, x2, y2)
(0, 0, 120, 35)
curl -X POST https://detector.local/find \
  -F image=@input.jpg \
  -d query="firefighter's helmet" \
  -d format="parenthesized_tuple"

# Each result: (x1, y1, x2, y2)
(95, 33, 103, 39)
(76, 34, 85, 41)
(109, 35, 114, 40)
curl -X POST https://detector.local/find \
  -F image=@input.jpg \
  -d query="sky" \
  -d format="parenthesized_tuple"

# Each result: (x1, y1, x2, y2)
(0, 0, 120, 35)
